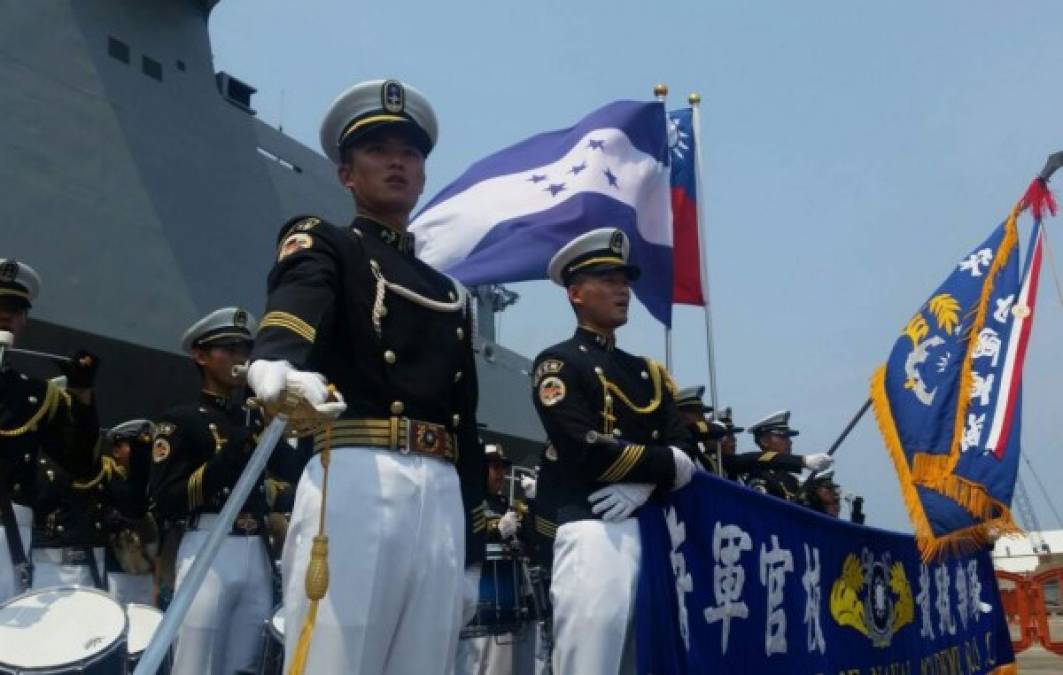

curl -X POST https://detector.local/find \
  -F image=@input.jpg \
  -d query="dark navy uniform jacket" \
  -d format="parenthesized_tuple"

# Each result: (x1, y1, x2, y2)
(148, 391, 302, 528)
(249, 215, 485, 562)
(685, 421, 805, 489)
(1, 366, 99, 510)
(530, 327, 691, 543)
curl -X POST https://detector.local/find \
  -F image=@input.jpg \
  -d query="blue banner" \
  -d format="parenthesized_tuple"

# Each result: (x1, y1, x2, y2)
(636, 473, 1016, 674)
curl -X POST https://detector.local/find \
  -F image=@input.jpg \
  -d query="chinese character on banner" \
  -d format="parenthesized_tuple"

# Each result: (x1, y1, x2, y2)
(916, 564, 935, 639)
(802, 544, 826, 655)
(665, 508, 694, 651)
(704, 522, 752, 653)
(759, 535, 794, 656)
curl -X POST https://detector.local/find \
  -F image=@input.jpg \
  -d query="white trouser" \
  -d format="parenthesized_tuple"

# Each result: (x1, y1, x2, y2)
(108, 571, 155, 606)
(171, 516, 273, 675)
(0, 504, 32, 602)
(31, 546, 105, 589)
(282, 447, 466, 675)
(550, 518, 641, 675)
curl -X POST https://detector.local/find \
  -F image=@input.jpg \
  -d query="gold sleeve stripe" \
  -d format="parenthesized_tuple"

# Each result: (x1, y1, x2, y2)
(598, 444, 645, 482)
(187, 464, 206, 511)
(259, 311, 316, 343)
(758, 452, 778, 463)
(535, 516, 558, 538)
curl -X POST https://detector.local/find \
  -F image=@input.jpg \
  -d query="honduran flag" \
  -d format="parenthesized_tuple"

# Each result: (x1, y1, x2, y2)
(410, 100, 675, 326)
(668, 108, 705, 306)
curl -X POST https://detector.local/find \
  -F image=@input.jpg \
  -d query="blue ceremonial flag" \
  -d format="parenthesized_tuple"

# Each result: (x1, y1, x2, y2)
(635, 473, 1016, 674)
(410, 100, 675, 326)
(870, 205, 1045, 560)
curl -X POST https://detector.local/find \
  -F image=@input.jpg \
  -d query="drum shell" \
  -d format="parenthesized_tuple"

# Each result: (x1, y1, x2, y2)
(126, 603, 171, 675)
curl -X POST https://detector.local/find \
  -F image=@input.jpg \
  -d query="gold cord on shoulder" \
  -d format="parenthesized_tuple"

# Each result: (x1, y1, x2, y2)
(595, 357, 663, 423)
(0, 380, 63, 437)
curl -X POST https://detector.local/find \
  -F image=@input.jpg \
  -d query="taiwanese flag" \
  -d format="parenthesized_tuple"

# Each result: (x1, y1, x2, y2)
(668, 108, 705, 305)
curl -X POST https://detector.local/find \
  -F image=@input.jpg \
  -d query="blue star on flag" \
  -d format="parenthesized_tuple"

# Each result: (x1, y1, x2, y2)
(569, 162, 587, 176)
(587, 139, 605, 150)
(527, 174, 547, 184)
(545, 183, 566, 197)
(604, 168, 619, 188)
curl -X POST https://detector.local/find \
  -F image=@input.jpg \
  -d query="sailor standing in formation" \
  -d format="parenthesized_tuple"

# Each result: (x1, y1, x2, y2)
(0, 259, 102, 600)
(530, 228, 696, 674)
(148, 307, 298, 674)
(247, 79, 485, 674)
(742, 410, 831, 501)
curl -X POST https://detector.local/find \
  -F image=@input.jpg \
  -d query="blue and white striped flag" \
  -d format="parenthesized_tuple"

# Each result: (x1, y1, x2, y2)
(411, 100, 675, 325)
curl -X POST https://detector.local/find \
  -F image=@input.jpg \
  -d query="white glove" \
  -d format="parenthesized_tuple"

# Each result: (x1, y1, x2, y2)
(803, 453, 834, 472)
(520, 475, 537, 499)
(497, 510, 519, 538)
(671, 446, 697, 490)
(588, 483, 655, 521)
(248, 359, 346, 418)
(247, 359, 294, 405)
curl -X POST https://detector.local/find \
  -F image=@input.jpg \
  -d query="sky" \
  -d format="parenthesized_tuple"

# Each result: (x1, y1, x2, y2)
(209, 1, 1063, 535)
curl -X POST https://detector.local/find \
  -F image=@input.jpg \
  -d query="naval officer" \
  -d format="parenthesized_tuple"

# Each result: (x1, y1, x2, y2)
(149, 307, 298, 674)
(742, 410, 832, 501)
(530, 229, 697, 674)
(0, 259, 101, 600)
(247, 79, 484, 674)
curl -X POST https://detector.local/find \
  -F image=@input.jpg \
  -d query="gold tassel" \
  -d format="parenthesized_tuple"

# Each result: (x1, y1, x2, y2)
(287, 424, 332, 675)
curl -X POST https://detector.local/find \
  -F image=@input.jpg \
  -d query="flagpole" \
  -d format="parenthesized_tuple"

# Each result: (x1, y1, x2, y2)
(689, 92, 719, 410)
(655, 83, 674, 372)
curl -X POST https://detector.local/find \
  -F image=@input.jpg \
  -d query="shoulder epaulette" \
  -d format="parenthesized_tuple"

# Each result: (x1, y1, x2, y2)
(275, 215, 325, 245)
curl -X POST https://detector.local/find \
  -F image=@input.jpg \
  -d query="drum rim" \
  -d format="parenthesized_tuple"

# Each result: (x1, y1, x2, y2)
(0, 584, 128, 670)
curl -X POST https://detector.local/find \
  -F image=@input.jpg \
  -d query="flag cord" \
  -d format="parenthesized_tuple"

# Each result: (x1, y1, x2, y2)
(1036, 223, 1063, 310)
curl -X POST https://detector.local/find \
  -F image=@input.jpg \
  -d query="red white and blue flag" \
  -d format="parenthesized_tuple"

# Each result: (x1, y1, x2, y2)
(668, 108, 705, 306)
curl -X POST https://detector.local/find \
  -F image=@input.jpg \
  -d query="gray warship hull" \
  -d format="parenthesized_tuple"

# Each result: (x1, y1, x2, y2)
(0, 0, 544, 458)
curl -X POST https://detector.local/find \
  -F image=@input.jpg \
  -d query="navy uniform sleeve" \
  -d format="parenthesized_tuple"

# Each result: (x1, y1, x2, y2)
(147, 411, 251, 518)
(251, 216, 340, 368)
(532, 352, 676, 488)
(725, 450, 805, 475)
(38, 381, 101, 480)
(656, 363, 696, 452)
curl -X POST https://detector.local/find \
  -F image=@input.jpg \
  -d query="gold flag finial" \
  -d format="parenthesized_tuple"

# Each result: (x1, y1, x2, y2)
(653, 83, 668, 98)
(688, 92, 702, 105)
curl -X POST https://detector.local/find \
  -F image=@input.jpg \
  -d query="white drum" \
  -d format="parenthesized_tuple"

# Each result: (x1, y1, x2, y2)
(126, 603, 170, 673)
(0, 585, 127, 674)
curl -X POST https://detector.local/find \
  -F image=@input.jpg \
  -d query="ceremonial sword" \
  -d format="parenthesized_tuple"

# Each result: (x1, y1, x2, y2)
(133, 413, 290, 675)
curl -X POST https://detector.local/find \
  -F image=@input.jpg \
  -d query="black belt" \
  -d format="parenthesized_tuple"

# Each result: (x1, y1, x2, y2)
(314, 417, 457, 463)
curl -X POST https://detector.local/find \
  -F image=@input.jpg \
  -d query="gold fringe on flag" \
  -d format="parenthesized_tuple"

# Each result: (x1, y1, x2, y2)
(870, 200, 1026, 562)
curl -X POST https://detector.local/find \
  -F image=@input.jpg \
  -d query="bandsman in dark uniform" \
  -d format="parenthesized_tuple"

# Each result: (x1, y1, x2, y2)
(530, 229, 696, 674)
(456, 443, 524, 675)
(149, 307, 300, 675)
(742, 410, 832, 502)
(0, 259, 101, 599)
(247, 79, 484, 674)
(103, 419, 158, 605)
(801, 471, 842, 517)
